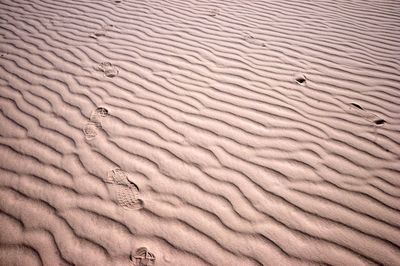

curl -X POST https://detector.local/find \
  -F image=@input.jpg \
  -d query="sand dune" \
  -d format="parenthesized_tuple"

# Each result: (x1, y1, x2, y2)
(1, 0, 400, 265)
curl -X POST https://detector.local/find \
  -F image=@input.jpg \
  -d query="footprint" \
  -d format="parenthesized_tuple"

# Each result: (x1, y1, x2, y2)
(83, 123, 98, 140)
(130, 247, 156, 266)
(243, 32, 254, 41)
(106, 168, 131, 185)
(243, 32, 265, 47)
(90, 107, 109, 127)
(107, 168, 143, 210)
(89, 31, 106, 39)
(348, 103, 386, 125)
(89, 24, 118, 39)
(208, 8, 219, 17)
(83, 107, 109, 140)
(89, 25, 107, 39)
(116, 185, 143, 210)
(89, 115, 102, 128)
(97, 62, 119, 78)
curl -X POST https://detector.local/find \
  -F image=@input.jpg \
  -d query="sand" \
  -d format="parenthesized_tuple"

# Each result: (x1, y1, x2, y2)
(1, 0, 400, 265)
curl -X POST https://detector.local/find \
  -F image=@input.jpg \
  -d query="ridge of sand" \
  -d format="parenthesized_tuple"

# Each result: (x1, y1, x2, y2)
(1, 0, 400, 265)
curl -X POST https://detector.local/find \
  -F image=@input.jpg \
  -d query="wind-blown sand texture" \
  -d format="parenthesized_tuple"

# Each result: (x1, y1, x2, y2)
(1, 0, 400, 265)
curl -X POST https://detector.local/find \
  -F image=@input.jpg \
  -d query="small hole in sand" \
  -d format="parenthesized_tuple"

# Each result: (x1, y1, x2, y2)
(374, 119, 386, 125)
(350, 103, 363, 110)
(295, 75, 306, 85)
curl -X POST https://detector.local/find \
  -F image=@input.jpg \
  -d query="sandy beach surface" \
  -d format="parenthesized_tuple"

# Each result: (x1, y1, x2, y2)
(1, 0, 400, 265)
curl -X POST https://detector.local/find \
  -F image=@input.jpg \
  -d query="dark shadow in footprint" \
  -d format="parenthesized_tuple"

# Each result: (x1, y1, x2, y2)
(89, 107, 109, 128)
(130, 247, 156, 266)
(95, 107, 109, 117)
(127, 180, 140, 192)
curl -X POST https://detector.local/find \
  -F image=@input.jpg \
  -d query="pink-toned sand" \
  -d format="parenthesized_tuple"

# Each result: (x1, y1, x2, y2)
(1, 0, 400, 265)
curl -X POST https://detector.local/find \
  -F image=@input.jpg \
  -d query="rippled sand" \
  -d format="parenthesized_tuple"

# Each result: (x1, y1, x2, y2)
(1, 0, 400, 265)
